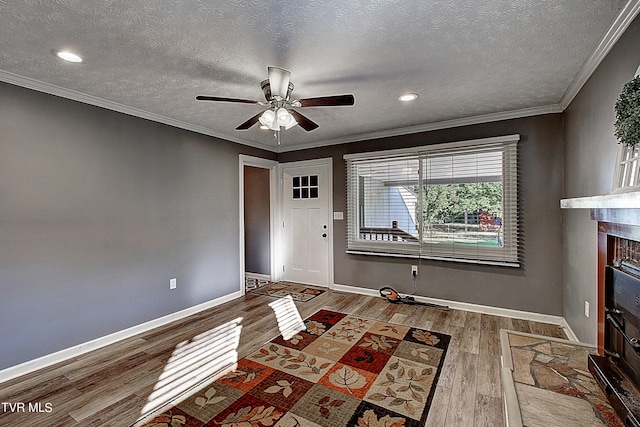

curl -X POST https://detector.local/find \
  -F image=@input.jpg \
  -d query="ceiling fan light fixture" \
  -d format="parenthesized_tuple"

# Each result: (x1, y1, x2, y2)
(283, 113, 298, 130)
(398, 93, 418, 102)
(259, 109, 276, 128)
(276, 107, 289, 123)
(276, 107, 293, 127)
(55, 50, 83, 63)
(259, 108, 297, 131)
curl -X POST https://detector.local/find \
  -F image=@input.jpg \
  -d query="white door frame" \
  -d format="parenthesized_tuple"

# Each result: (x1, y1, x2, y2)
(278, 157, 334, 288)
(239, 155, 279, 295)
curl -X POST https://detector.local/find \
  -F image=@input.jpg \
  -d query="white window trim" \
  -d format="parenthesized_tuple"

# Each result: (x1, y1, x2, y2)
(344, 134, 520, 267)
(344, 134, 520, 161)
(611, 65, 640, 194)
(611, 144, 640, 194)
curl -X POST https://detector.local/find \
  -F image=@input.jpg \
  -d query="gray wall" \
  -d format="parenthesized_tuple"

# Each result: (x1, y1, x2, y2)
(0, 82, 275, 370)
(280, 114, 565, 315)
(563, 15, 640, 344)
(244, 166, 271, 275)
(6, 14, 638, 369)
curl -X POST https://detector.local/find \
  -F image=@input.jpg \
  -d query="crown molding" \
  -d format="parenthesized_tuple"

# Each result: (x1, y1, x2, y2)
(0, 70, 275, 152)
(1, 69, 563, 153)
(560, 0, 640, 109)
(277, 104, 563, 152)
(5, 0, 638, 158)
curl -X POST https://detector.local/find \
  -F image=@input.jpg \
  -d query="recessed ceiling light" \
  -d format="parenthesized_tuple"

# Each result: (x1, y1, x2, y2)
(55, 50, 83, 63)
(398, 93, 418, 102)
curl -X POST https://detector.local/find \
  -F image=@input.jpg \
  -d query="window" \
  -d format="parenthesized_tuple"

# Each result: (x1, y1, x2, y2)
(292, 175, 319, 199)
(345, 135, 519, 266)
(612, 145, 640, 193)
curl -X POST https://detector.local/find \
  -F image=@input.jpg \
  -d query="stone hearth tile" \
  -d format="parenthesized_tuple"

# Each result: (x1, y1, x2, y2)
(586, 392, 611, 409)
(553, 385, 585, 399)
(533, 342, 553, 355)
(574, 380, 594, 395)
(515, 382, 607, 427)
(534, 353, 554, 364)
(595, 404, 626, 427)
(511, 348, 536, 385)
(509, 334, 546, 347)
(531, 361, 568, 389)
(550, 342, 578, 357)
(547, 358, 580, 378)
(575, 374, 601, 394)
(575, 368, 592, 376)
(567, 347, 592, 371)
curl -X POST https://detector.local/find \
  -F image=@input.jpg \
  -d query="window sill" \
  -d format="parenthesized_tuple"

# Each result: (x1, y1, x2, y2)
(346, 249, 520, 268)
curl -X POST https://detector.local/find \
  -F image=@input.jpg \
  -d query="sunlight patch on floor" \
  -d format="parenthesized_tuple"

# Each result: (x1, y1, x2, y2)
(139, 317, 243, 419)
(268, 295, 306, 340)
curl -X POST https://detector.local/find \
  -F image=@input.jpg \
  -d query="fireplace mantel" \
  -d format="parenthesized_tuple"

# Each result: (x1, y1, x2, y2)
(561, 191, 640, 227)
(561, 191, 640, 209)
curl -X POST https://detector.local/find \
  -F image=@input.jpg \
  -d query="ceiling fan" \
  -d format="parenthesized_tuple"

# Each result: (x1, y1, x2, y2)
(196, 67, 355, 132)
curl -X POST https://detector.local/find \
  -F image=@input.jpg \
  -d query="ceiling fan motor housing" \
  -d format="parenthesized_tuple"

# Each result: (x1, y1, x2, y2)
(261, 79, 294, 102)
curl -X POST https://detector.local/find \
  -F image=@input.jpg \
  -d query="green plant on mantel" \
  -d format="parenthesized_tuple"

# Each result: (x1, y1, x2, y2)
(614, 75, 640, 148)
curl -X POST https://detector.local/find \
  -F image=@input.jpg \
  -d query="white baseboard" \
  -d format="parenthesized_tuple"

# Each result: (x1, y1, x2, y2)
(333, 283, 578, 341)
(560, 318, 580, 342)
(0, 291, 242, 384)
(333, 284, 380, 297)
(2, 283, 582, 384)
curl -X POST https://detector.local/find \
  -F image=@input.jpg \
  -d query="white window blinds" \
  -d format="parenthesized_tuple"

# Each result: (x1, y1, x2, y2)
(345, 135, 520, 266)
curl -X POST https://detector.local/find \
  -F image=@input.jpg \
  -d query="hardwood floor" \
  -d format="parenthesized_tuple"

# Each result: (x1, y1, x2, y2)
(0, 288, 566, 426)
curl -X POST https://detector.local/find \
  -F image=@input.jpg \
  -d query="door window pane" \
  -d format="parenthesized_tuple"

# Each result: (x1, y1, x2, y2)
(292, 175, 319, 199)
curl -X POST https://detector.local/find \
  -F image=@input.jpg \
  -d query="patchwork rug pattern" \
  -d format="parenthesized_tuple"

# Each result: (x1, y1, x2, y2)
(138, 309, 450, 427)
(252, 282, 326, 302)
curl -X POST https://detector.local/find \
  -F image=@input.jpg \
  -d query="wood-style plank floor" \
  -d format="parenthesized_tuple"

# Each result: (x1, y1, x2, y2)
(0, 288, 566, 426)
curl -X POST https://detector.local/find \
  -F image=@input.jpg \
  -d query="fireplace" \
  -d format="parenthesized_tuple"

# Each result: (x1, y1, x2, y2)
(585, 205, 640, 426)
(589, 261, 640, 426)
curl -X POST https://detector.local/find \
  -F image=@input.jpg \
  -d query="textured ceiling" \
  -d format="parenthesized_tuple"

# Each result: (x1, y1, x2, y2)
(0, 1, 635, 151)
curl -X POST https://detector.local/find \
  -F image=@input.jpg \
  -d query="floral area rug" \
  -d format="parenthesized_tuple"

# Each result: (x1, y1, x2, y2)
(251, 282, 326, 302)
(137, 309, 450, 427)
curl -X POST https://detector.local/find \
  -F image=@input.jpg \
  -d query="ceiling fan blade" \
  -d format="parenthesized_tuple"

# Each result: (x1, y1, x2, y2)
(236, 111, 265, 130)
(196, 95, 259, 104)
(267, 67, 291, 99)
(289, 109, 319, 131)
(296, 94, 355, 107)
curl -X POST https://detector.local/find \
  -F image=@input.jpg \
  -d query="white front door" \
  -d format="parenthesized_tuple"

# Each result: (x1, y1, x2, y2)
(281, 160, 332, 287)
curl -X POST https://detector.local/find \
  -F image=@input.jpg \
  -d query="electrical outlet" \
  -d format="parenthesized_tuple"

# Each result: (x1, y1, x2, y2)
(411, 265, 418, 277)
(584, 301, 590, 318)
(170, 278, 177, 290)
